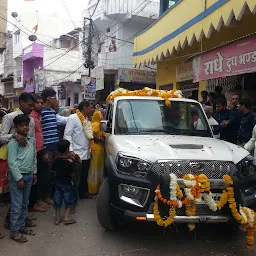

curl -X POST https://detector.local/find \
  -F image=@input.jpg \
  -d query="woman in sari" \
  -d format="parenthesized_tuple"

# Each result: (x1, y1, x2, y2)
(88, 111, 105, 196)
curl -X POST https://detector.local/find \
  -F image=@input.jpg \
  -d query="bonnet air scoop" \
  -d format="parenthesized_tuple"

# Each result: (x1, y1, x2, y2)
(169, 144, 204, 150)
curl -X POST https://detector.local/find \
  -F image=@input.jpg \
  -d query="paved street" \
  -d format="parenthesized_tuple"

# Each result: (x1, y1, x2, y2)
(0, 200, 255, 256)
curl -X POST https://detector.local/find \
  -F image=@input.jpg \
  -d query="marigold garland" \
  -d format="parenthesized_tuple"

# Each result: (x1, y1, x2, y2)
(76, 109, 94, 151)
(106, 87, 183, 107)
(198, 174, 210, 193)
(156, 184, 187, 208)
(216, 190, 228, 210)
(153, 199, 176, 228)
(153, 173, 256, 248)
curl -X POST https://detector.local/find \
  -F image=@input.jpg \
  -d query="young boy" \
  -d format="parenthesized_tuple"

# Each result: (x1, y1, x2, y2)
(8, 115, 37, 243)
(53, 139, 78, 225)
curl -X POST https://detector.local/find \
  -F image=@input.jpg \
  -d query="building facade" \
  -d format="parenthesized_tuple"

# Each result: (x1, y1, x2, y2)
(133, 0, 256, 102)
(85, 0, 160, 101)
(0, 0, 7, 53)
(8, 12, 86, 107)
(0, 0, 8, 106)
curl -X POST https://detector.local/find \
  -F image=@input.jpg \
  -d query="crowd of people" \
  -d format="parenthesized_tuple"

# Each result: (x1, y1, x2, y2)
(0, 88, 106, 243)
(200, 86, 256, 154)
(0, 85, 256, 243)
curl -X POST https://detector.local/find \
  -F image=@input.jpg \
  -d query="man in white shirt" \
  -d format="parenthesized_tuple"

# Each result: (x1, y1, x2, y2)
(64, 101, 95, 203)
(195, 105, 220, 138)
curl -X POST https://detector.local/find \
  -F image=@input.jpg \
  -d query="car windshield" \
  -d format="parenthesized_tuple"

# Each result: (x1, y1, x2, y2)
(114, 99, 212, 137)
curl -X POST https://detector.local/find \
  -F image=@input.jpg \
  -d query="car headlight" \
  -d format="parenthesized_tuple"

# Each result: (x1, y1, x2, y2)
(236, 155, 256, 178)
(116, 153, 152, 177)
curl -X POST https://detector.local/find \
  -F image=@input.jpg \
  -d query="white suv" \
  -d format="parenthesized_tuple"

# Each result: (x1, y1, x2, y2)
(96, 96, 256, 231)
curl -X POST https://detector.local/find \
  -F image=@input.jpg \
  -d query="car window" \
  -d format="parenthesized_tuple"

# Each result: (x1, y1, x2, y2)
(114, 99, 211, 137)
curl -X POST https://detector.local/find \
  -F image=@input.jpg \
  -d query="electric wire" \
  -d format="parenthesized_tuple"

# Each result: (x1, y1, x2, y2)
(60, 0, 77, 28)
(90, 0, 101, 18)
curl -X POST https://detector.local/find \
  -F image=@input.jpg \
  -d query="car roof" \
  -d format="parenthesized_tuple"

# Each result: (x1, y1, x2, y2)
(110, 96, 199, 104)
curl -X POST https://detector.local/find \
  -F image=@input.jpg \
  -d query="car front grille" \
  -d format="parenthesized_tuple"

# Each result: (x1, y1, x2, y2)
(147, 203, 226, 216)
(151, 160, 237, 179)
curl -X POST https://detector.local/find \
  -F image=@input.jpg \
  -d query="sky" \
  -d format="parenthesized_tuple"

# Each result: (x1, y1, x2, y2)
(8, 0, 89, 28)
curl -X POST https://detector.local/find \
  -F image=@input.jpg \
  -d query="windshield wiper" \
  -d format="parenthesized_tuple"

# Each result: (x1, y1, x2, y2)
(188, 130, 211, 137)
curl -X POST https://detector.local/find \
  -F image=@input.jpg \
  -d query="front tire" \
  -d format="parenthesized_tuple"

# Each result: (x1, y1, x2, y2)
(97, 178, 119, 231)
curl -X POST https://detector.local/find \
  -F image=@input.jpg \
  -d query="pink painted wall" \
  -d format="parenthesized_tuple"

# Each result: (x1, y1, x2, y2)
(23, 43, 44, 61)
(23, 43, 44, 92)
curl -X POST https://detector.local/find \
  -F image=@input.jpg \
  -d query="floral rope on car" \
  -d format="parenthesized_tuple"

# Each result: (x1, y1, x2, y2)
(76, 109, 94, 151)
(106, 87, 183, 107)
(153, 173, 256, 248)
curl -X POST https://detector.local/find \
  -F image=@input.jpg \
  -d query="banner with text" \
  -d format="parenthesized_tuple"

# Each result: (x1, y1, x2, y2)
(176, 61, 193, 82)
(82, 76, 96, 100)
(193, 35, 256, 82)
(91, 66, 104, 91)
(118, 68, 156, 84)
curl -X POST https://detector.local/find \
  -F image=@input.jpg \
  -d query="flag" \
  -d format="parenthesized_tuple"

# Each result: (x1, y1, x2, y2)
(32, 24, 38, 32)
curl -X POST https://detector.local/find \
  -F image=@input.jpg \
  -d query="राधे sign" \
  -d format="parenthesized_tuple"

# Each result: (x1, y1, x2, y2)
(192, 35, 256, 82)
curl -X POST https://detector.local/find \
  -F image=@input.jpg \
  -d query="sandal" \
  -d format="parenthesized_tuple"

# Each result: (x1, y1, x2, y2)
(55, 219, 61, 225)
(20, 227, 36, 236)
(10, 233, 28, 243)
(0, 232, 4, 239)
(64, 219, 76, 225)
(25, 220, 37, 228)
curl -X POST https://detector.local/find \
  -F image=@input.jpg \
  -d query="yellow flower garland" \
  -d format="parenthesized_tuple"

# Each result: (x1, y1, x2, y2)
(153, 173, 256, 248)
(106, 87, 183, 107)
(198, 174, 210, 193)
(222, 175, 245, 225)
(76, 109, 94, 150)
(216, 190, 228, 210)
(153, 199, 176, 228)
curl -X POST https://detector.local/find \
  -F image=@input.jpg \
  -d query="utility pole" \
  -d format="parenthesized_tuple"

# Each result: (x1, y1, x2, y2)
(83, 16, 94, 77)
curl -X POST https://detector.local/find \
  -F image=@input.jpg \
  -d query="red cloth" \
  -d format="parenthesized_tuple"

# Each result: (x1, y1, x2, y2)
(30, 110, 44, 152)
(0, 160, 8, 194)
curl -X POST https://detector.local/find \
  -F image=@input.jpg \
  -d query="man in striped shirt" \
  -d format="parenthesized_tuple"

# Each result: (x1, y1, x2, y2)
(40, 88, 60, 204)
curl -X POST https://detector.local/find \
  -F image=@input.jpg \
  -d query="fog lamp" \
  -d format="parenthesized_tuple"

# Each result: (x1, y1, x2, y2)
(122, 185, 139, 196)
(118, 184, 150, 208)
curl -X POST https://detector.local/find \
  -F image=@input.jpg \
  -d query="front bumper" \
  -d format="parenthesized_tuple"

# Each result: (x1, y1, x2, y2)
(145, 214, 229, 223)
(107, 158, 236, 224)
(111, 204, 230, 224)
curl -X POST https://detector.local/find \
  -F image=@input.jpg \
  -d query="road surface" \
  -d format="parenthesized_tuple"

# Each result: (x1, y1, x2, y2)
(0, 200, 255, 256)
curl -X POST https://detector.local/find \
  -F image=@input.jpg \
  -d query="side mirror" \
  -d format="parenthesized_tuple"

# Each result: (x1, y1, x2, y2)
(211, 125, 220, 136)
(100, 120, 112, 133)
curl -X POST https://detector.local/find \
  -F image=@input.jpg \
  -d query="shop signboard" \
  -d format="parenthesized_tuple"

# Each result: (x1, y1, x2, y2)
(193, 35, 256, 82)
(176, 62, 193, 82)
(82, 75, 96, 100)
(91, 66, 104, 91)
(118, 68, 156, 84)
(58, 87, 66, 100)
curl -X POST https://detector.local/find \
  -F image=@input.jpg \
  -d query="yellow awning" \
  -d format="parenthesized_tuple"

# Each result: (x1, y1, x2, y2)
(133, 0, 256, 66)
